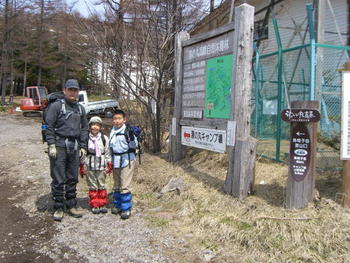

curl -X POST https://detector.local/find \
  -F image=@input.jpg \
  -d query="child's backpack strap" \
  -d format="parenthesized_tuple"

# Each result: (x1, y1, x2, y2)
(124, 124, 131, 142)
(101, 134, 106, 147)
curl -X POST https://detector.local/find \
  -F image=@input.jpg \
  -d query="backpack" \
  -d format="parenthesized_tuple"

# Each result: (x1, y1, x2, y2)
(110, 124, 143, 165)
(41, 91, 83, 143)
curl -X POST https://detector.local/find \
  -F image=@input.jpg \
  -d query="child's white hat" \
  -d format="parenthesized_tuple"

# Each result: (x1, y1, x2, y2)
(89, 116, 103, 126)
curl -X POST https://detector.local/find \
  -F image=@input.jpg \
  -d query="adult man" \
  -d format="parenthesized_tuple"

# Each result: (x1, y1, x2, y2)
(45, 79, 88, 221)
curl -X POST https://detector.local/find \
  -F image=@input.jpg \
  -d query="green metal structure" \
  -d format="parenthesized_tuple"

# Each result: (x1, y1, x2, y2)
(252, 4, 350, 170)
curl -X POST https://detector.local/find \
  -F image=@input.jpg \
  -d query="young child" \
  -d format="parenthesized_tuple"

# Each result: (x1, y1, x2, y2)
(80, 116, 112, 214)
(109, 109, 138, 220)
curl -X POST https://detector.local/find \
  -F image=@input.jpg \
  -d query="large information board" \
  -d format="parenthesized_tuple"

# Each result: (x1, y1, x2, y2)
(171, 4, 255, 199)
(181, 28, 234, 122)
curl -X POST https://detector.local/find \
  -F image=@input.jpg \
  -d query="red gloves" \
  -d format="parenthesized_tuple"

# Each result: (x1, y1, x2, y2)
(79, 164, 87, 178)
(105, 162, 113, 175)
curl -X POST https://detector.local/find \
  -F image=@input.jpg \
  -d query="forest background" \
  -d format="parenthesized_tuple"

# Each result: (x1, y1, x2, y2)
(0, 0, 222, 152)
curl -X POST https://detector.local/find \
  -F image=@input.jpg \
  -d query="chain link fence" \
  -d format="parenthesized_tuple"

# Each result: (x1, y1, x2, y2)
(317, 46, 349, 169)
(252, 44, 349, 170)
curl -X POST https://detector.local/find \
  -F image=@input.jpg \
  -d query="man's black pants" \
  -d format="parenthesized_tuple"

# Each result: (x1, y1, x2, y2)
(50, 147, 79, 210)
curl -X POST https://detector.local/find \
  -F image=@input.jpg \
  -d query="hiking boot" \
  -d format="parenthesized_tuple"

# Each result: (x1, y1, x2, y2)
(100, 206, 108, 214)
(91, 207, 100, 214)
(67, 207, 83, 218)
(120, 210, 131, 220)
(111, 207, 120, 215)
(53, 208, 64, 222)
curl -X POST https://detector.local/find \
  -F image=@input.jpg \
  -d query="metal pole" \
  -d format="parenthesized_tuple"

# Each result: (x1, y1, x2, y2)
(254, 44, 260, 137)
(259, 66, 264, 135)
(306, 4, 316, 101)
(273, 18, 283, 162)
(302, 68, 306, 100)
(316, 0, 326, 103)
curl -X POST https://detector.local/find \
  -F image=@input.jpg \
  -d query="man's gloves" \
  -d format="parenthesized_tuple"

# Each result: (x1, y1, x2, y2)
(79, 163, 87, 178)
(48, 144, 57, 159)
(48, 145, 87, 161)
(105, 162, 113, 175)
(80, 148, 87, 161)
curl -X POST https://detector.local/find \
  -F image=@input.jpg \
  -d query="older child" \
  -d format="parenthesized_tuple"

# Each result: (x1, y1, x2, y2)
(80, 116, 112, 214)
(109, 109, 138, 220)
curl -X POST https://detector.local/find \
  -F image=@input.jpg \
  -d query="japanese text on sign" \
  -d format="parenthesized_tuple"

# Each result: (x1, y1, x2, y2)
(187, 39, 230, 61)
(181, 126, 226, 153)
(281, 109, 320, 122)
(289, 123, 311, 181)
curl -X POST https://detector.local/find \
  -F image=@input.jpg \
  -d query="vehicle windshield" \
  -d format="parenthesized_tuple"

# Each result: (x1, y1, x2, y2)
(38, 87, 47, 98)
(29, 88, 39, 103)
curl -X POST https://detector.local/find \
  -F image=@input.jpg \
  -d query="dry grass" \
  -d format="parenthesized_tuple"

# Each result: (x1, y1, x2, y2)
(129, 150, 350, 263)
(256, 139, 341, 169)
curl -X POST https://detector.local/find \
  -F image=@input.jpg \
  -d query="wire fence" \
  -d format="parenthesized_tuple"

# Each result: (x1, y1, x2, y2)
(317, 45, 349, 170)
(252, 43, 349, 170)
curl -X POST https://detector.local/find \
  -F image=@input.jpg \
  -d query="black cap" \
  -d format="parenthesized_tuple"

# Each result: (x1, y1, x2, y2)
(65, 79, 80, 89)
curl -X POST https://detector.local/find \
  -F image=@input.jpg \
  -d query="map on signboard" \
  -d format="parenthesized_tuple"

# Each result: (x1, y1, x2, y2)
(204, 54, 233, 119)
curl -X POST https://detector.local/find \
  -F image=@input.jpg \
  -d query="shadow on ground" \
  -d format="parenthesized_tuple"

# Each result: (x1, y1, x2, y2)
(159, 151, 288, 207)
(316, 171, 342, 202)
(253, 183, 286, 207)
(36, 192, 117, 213)
(158, 151, 225, 192)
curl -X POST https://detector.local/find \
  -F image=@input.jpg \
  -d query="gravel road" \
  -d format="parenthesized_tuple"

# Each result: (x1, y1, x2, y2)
(0, 114, 187, 263)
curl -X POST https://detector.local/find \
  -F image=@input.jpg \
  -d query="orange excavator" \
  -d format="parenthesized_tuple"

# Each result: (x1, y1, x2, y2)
(19, 86, 48, 116)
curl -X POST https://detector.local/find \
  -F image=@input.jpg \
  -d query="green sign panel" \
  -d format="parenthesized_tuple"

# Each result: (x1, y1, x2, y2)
(204, 54, 233, 119)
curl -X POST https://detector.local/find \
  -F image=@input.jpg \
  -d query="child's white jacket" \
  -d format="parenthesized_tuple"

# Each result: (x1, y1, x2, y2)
(84, 133, 111, 171)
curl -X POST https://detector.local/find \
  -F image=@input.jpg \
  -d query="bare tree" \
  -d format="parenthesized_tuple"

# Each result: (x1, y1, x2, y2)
(36, 0, 44, 86)
(0, 0, 10, 105)
(78, 0, 205, 152)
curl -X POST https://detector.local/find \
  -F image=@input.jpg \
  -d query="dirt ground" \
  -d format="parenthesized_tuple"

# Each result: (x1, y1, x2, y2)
(0, 114, 193, 263)
(1, 113, 349, 263)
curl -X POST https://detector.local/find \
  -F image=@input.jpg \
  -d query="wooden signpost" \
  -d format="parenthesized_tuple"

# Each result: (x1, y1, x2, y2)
(170, 4, 255, 199)
(223, 4, 256, 198)
(282, 101, 320, 209)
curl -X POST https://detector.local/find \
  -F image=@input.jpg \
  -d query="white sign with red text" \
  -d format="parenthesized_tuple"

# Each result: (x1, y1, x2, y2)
(181, 126, 226, 153)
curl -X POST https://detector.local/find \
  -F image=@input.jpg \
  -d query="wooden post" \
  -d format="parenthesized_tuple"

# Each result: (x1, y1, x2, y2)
(224, 4, 256, 198)
(342, 61, 350, 207)
(342, 161, 350, 207)
(170, 31, 189, 162)
(286, 101, 319, 209)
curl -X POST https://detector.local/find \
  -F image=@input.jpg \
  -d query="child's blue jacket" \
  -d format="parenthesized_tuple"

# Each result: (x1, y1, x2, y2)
(109, 124, 138, 168)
